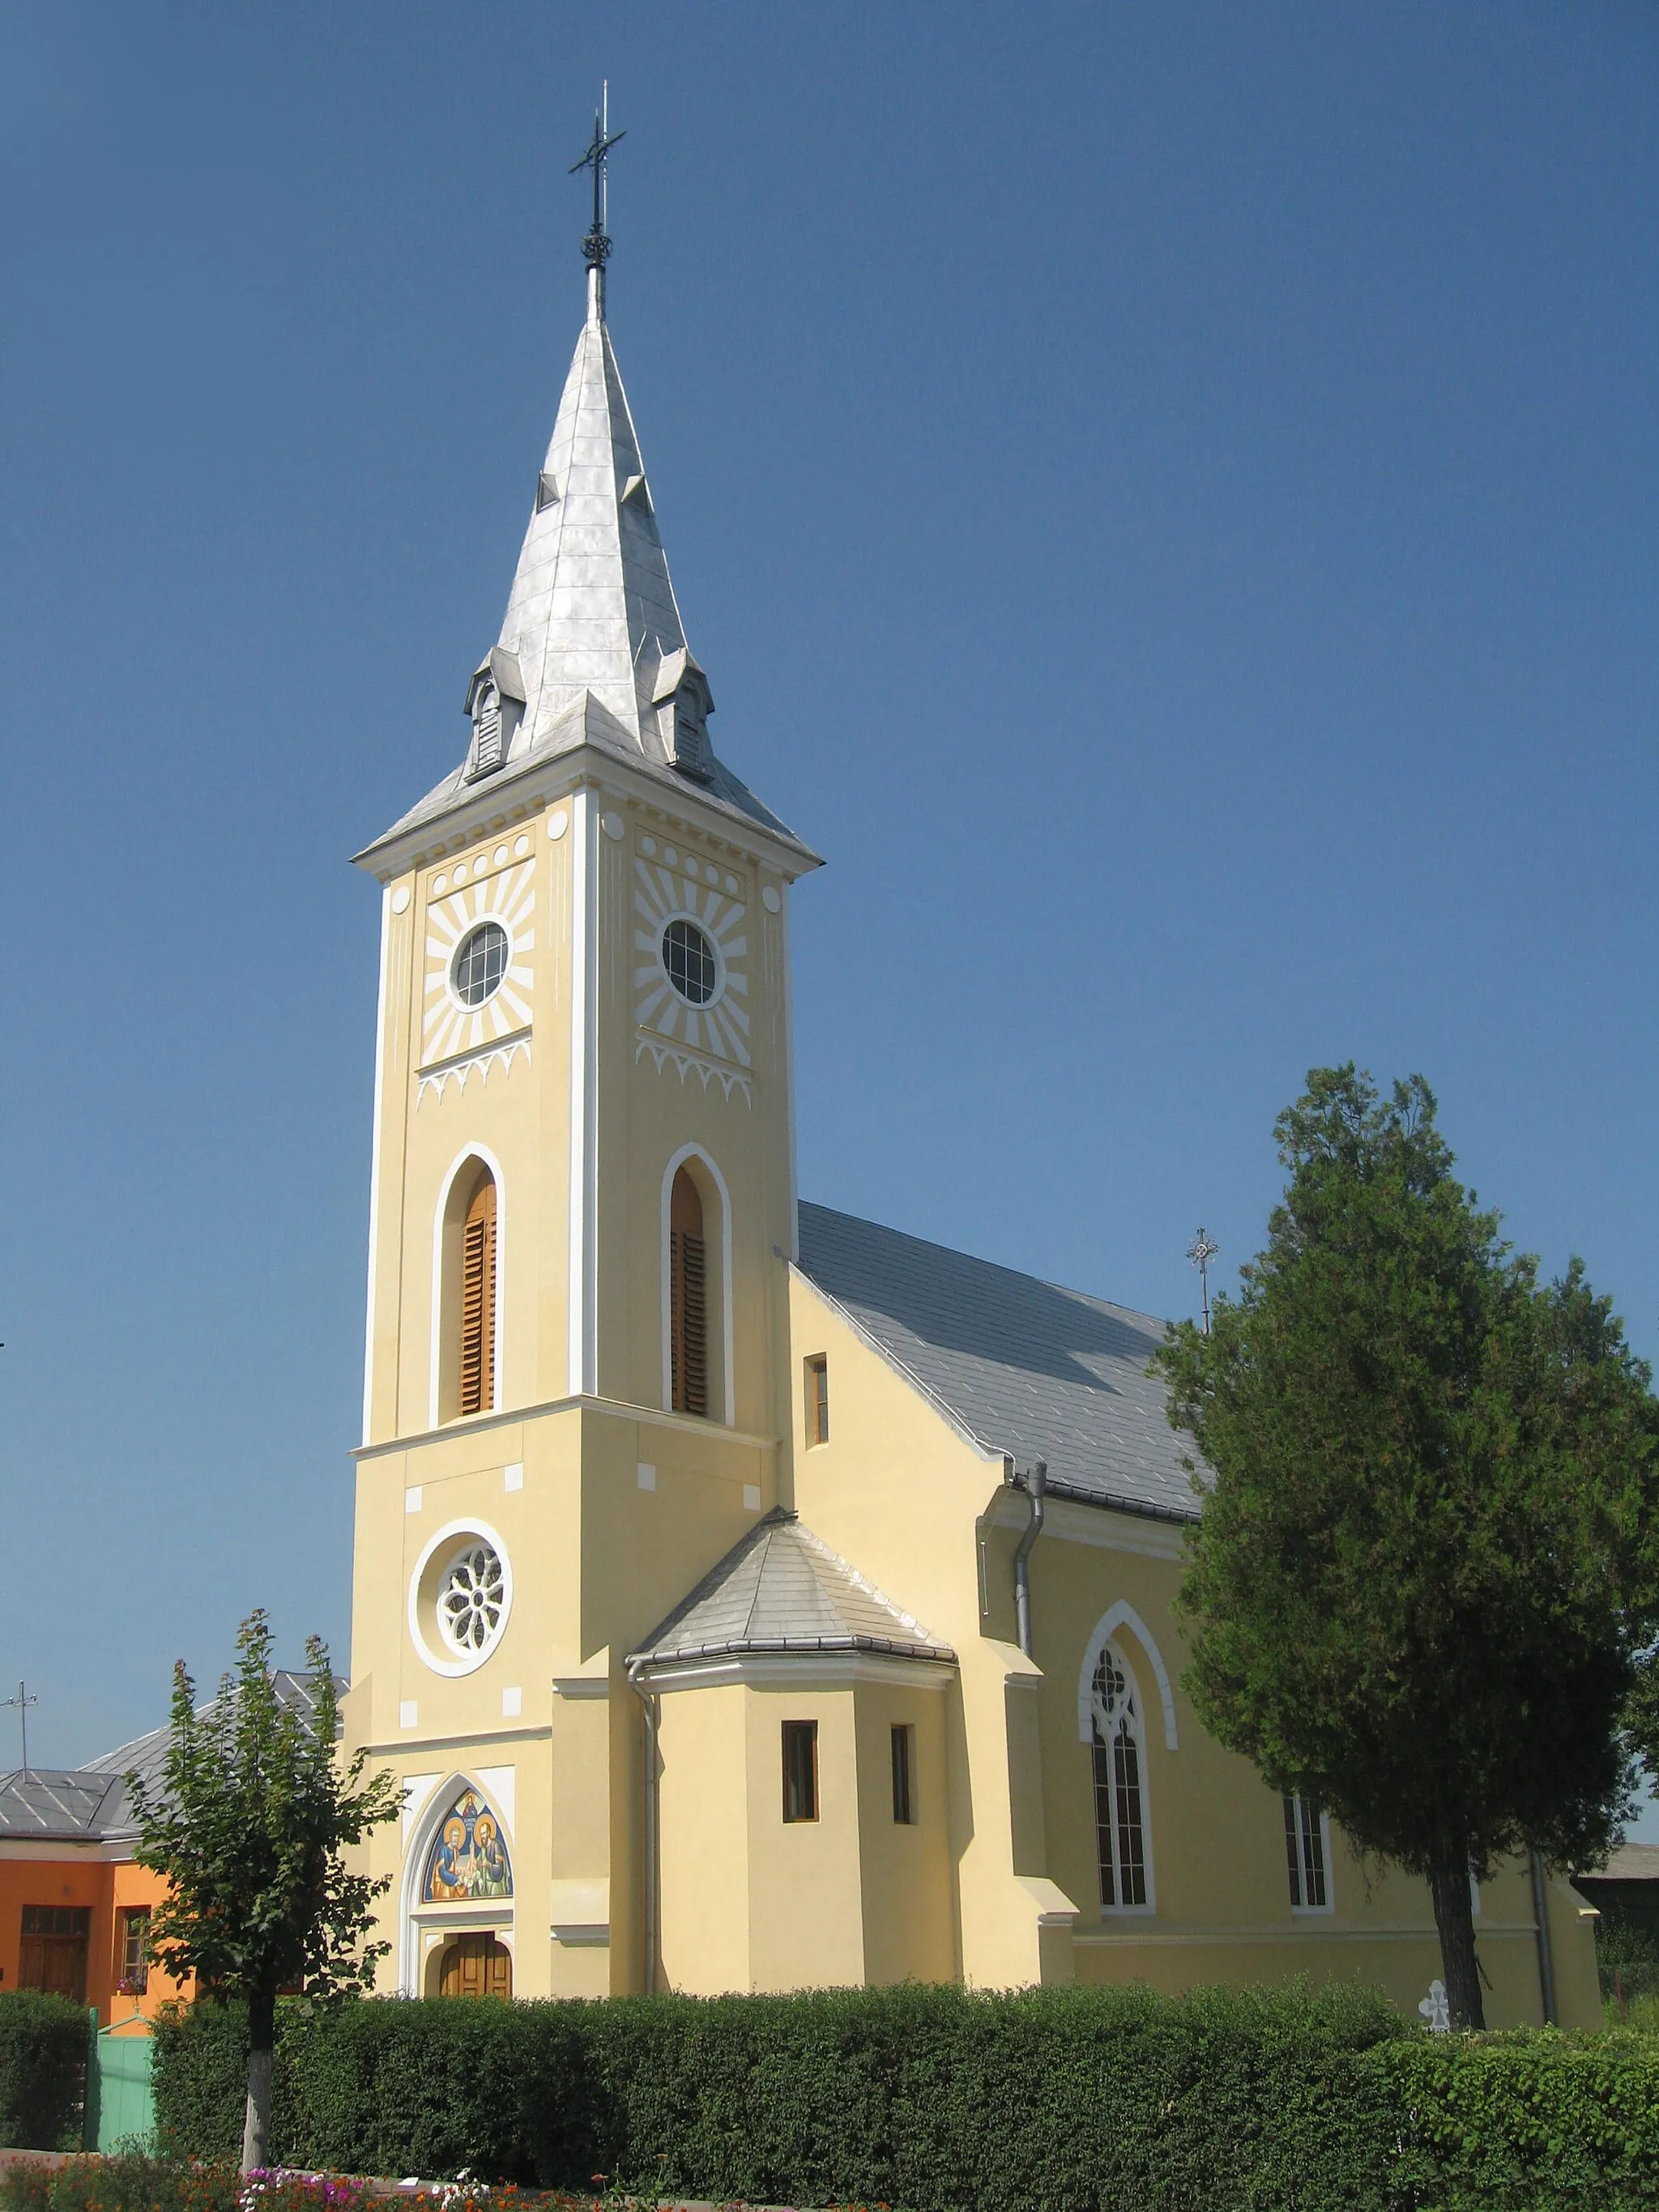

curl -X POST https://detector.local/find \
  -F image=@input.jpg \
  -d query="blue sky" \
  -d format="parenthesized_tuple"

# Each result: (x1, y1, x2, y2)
(2, 4, 1656, 1829)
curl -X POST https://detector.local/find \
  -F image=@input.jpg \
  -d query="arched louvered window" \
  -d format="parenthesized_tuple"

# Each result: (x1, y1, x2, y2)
(669, 1166, 708, 1417)
(458, 1169, 497, 1416)
(1090, 1641, 1149, 1908)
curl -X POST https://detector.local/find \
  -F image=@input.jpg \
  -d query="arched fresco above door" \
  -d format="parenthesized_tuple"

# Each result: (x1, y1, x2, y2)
(420, 1786, 513, 1903)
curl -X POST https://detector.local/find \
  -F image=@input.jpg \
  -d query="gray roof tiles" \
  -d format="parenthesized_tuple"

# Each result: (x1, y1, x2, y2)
(0, 1672, 331, 1843)
(630, 1509, 956, 1671)
(795, 1203, 1203, 1523)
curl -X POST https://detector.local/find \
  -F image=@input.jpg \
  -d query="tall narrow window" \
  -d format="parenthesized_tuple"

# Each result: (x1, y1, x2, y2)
(782, 1720, 818, 1822)
(891, 1723, 915, 1824)
(806, 1354, 830, 1446)
(458, 1170, 497, 1416)
(1284, 1794, 1329, 1910)
(670, 1167, 708, 1417)
(119, 1906, 151, 1993)
(1090, 1642, 1149, 1908)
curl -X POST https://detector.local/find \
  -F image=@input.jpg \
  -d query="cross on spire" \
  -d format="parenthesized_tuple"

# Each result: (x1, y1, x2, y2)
(569, 82, 625, 316)
(1187, 1226, 1219, 1336)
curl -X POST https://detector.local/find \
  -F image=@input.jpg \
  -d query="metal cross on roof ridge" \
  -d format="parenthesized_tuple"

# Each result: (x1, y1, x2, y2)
(1187, 1225, 1219, 1336)
(569, 81, 625, 274)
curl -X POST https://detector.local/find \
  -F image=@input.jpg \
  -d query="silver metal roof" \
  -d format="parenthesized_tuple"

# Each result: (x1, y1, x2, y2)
(0, 1673, 331, 1843)
(795, 1204, 1204, 1524)
(629, 1508, 956, 1672)
(359, 300, 811, 866)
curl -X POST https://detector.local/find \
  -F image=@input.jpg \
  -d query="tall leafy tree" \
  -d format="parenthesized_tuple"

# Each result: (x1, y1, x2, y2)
(1154, 1066, 1659, 2028)
(128, 1611, 402, 2169)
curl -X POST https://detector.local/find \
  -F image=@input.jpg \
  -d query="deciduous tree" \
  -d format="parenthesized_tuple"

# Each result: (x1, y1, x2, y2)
(1154, 1066, 1659, 2028)
(128, 1610, 402, 2168)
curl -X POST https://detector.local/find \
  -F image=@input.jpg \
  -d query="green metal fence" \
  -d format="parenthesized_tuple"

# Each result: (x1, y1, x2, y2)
(83, 2013, 155, 2152)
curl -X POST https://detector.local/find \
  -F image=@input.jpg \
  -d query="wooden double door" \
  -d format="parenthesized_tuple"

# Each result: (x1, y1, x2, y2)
(437, 1931, 511, 2000)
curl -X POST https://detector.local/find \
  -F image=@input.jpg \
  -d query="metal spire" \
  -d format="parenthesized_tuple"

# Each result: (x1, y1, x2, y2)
(1187, 1226, 1219, 1336)
(569, 82, 625, 320)
(2, 1681, 38, 1777)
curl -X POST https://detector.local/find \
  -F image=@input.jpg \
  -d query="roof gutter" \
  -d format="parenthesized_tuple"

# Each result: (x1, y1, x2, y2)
(1013, 1460, 1047, 1660)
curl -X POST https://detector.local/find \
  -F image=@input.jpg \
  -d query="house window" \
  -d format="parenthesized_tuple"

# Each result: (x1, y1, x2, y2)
(1089, 1643, 1149, 1909)
(806, 1355, 829, 1446)
(118, 1907, 151, 1994)
(458, 1169, 497, 1417)
(1284, 1795, 1330, 1910)
(19, 1906, 91, 2003)
(782, 1720, 818, 1822)
(891, 1724, 915, 1824)
(670, 1168, 709, 1417)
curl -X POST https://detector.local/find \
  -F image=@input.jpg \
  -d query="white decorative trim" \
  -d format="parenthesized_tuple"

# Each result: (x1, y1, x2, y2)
(399, 1773, 441, 1841)
(568, 790, 598, 1396)
(779, 880, 798, 1258)
(634, 1034, 753, 1105)
(428, 1143, 506, 1431)
(659, 1142, 736, 1424)
(1078, 1600, 1179, 1751)
(640, 1652, 955, 1694)
(408, 1518, 515, 1679)
(417, 1030, 532, 1105)
(354, 1391, 778, 1462)
(361, 884, 393, 1445)
(552, 1675, 611, 1700)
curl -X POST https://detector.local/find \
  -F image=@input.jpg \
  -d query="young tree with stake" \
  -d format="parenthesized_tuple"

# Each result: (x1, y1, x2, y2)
(1154, 1066, 1659, 2029)
(128, 1610, 402, 2169)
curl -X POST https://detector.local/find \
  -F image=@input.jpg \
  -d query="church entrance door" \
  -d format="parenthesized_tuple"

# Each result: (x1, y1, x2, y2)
(437, 1933, 511, 1999)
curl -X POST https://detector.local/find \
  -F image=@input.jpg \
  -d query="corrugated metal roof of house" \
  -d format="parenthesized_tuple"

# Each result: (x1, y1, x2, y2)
(795, 1201, 1204, 1524)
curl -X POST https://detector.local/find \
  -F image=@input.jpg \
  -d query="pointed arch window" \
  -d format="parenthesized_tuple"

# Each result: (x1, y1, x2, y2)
(670, 1166, 708, 1417)
(1090, 1641, 1149, 1909)
(458, 1170, 497, 1416)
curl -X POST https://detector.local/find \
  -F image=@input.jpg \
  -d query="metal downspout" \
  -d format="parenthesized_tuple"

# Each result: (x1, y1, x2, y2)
(1013, 1461, 1047, 1658)
(626, 1659, 659, 1995)
(1530, 1848, 1558, 2025)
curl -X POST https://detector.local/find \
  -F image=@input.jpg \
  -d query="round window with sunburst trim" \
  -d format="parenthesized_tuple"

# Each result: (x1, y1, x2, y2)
(633, 855, 749, 1067)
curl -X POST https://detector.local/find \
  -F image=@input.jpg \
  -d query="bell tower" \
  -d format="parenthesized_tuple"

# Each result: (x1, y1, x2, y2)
(342, 159, 819, 1997)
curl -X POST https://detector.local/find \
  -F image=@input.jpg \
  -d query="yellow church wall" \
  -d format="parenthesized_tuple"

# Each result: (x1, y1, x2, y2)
(851, 1679, 957, 1985)
(786, 1270, 1076, 1990)
(744, 1684, 867, 1992)
(656, 1681, 753, 1993)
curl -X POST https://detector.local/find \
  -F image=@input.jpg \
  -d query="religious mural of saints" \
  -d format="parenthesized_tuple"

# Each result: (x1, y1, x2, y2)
(421, 1788, 514, 1903)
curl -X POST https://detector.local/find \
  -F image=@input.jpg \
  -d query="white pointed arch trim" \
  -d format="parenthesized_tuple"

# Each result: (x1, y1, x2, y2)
(1078, 1601, 1178, 1751)
(429, 1142, 506, 1430)
(659, 1142, 736, 1425)
(397, 1765, 518, 1995)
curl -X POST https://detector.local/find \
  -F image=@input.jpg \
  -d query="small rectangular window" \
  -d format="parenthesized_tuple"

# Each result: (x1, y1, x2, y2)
(119, 1907, 151, 1993)
(805, 1355, 829, 1446)
(891, 1724, 915, 1824)
(1284, 1794, 1329, 1910)
(782, 1720, 818, 1822)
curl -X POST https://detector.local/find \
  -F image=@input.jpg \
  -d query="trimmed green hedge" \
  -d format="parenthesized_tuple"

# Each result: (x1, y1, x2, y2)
(0, 1993, 86, 2152)
(151, 1984, 1659, 2212)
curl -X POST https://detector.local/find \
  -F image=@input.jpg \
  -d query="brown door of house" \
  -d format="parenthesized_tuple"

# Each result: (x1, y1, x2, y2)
(19, 1906, 91, 2003)
(438, 1933, 511, 1999)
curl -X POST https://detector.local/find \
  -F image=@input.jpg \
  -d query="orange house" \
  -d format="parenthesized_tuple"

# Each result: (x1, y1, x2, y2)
(0, 1723, 194, 2030)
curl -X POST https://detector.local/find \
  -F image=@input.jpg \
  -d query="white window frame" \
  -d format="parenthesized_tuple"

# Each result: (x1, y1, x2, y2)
(1087, 1638, 1156, 1916)
(1284, 1792, 1335, 1914)
(429, 1144, 505, 1429)
(659, 1142, 735, 1424)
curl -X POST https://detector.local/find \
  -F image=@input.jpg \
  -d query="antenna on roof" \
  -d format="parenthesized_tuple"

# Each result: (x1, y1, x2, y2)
(1187, 1226, 1219, 1336)
(2, 1681, 38, 1779)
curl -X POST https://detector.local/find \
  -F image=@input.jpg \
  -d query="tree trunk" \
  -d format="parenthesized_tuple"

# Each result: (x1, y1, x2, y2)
(1426, 1847, 1486, 2031)
(241, 1988, 277, 2176)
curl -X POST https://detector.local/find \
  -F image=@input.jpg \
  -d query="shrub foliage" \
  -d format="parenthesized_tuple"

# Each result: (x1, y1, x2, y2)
(0, 1992, 87, 2152)
(144, 1980, 1659, 2211)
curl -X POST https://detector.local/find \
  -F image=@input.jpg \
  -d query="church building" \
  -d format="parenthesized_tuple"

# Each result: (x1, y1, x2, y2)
(339, 207, 1599, 2025)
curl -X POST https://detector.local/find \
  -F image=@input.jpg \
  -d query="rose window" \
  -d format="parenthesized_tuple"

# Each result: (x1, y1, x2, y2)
(437, 1541, 506, 1659)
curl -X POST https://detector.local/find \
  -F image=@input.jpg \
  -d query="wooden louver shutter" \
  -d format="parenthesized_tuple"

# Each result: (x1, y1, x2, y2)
(459, 1172, 497, 1416)
(670, 1169, 709, 1417)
